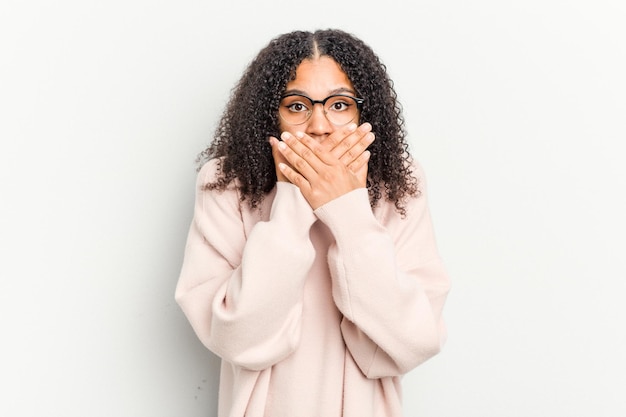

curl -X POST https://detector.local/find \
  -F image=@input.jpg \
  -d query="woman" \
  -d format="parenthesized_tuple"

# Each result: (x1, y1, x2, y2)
(176, 29, 450, 417)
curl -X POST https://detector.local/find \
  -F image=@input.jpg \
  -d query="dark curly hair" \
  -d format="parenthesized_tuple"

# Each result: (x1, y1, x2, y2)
(198, 28, 419, 215)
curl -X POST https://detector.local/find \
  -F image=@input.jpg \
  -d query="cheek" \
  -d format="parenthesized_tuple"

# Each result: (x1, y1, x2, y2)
(277, 110, 294, 135)
(278, 121, 302, 136)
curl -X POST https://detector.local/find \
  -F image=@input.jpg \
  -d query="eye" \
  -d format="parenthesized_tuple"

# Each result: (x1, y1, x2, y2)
(329, 101, 350, 111)
(326, 96, 354, 112)
(286, 101, 310, 113)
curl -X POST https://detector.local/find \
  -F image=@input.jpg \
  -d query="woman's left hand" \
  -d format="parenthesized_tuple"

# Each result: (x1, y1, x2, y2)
(275, 126, 374, 209)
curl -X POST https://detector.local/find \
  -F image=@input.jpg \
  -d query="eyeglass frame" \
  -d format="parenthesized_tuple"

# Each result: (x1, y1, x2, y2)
(278, 93, 365, 126)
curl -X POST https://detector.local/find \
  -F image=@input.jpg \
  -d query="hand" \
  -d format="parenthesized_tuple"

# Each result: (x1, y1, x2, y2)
(275, 123, 375, 209)
(269, 136, 291, 182)
(319, 122, 375, 186)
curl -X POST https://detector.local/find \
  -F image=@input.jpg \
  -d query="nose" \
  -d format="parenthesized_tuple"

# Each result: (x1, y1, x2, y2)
(305, 103, 333, 141)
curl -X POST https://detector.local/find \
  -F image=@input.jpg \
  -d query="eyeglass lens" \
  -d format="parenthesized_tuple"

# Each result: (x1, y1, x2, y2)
(279, 94, 361, 126)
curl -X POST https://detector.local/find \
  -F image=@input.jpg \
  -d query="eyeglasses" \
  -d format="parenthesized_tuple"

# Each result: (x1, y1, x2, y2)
(279, 93, 364, 126)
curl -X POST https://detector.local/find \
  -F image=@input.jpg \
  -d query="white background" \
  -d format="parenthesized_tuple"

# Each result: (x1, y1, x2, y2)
(1, 0, 625, 416)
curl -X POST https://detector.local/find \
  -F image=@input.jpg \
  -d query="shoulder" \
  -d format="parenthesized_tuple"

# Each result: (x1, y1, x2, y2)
(197, 158, 239, 191)
(194, 158, 242, 213)
(409, 158, 428, 196)
(197, 158, 222, 184)
(373, 158, 429, 221)
(195, 158, 272, 223)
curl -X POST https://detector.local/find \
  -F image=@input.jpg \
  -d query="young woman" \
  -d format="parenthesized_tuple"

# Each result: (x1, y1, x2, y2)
(176, 29, 450, 417)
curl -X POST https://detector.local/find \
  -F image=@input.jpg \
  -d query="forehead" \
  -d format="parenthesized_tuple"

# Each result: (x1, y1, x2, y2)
(286, 56, 355, 96)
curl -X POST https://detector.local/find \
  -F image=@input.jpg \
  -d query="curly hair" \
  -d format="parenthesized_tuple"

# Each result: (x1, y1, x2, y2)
(198, 29, 419, 215)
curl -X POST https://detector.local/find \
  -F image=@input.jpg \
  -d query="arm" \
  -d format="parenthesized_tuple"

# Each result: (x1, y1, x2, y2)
(314, 163, 451, 378)
(175, 160, 317, 371)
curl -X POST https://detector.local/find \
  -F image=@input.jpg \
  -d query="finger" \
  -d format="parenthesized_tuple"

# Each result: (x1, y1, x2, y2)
(291, 130, 354, 168)
(348, 150, 371, 186)
(290, 131, 326, 161)
(278, 162, 311, 193)
(319, 123, 358, 152)
(329, 122, 372, 160)
(269, 136, 291, 182)
(277, 132, 320, 179)
(348, 149, 371, 173)
(269, 136, 285, 162)
(339, 131, 375, 166)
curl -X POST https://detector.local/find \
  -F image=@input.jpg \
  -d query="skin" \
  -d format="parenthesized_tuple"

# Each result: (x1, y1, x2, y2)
(269, 56, 376, 209)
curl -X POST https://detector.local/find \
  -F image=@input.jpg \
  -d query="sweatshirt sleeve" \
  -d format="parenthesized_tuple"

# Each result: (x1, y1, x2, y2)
(175, 160, 318, 371)
(313, 162, 451, 379)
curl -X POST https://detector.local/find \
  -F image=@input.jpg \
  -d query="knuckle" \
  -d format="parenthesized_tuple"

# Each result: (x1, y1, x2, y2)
(301, 147, 314, 160)
(292, 175, 303, 186)
(294, 158, 307, 171)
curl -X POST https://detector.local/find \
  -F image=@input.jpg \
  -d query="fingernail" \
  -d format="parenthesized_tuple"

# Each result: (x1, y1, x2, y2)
(295, 131, 304, 139)
(347, 123, 357, 132)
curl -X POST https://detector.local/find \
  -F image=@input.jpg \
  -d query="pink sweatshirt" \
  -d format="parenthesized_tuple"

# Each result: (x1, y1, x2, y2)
(175, 158, 450, 417)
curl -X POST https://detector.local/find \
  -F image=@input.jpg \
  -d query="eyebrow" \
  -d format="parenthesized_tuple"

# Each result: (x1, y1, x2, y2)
(282, 87, 357, 97)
